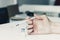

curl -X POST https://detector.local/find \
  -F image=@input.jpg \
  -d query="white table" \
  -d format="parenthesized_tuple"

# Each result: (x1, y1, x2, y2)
(0, 20, 27, 40)
(0, 17, 60, 40)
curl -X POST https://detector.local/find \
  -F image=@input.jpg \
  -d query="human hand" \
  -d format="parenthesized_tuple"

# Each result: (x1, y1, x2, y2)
(26, 14, 52, 35)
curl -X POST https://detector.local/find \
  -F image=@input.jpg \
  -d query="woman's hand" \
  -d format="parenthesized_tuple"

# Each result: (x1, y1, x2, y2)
(26, 14, 52, 35)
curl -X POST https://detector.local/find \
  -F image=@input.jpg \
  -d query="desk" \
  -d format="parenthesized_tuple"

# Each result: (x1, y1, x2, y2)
(0, 17, 60, 40)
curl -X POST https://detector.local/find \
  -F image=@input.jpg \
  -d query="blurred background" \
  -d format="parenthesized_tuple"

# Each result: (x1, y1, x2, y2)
(0, 0, 60, 24)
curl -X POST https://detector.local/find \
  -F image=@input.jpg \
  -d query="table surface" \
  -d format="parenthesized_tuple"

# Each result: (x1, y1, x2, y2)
(0, 17, 60, 40)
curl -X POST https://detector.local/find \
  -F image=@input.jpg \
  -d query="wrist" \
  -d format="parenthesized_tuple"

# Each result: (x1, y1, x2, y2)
(51, 22, 60, 34)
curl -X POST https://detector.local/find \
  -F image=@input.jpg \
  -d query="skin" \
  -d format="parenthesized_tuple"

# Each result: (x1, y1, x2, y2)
(26, 14, 60, 35)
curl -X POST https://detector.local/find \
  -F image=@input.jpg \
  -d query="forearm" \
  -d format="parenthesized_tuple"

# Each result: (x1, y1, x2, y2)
(51, 22, 60, 34)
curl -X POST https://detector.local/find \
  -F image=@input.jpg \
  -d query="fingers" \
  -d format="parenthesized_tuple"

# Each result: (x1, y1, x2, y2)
(34, 14, 42, 20)
(27, 25, 34, 35)
(26, 17, 34, 35)
(26, 17, 33, 25)
(28, 29, 34, 35)
(28, 25, 33, 30)
(34, 14, 50, 21)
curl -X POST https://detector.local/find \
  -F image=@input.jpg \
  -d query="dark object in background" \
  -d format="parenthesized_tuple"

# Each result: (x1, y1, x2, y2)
(0, 7, 9, 24)
(7, 4, 19, 18)
(58, 13, 60, 17)
(43, 12, 46, 15)
(54, 0, 60, 5)
(25, 11, 34, 17)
